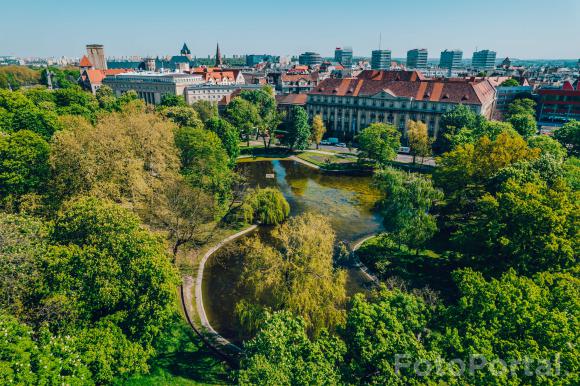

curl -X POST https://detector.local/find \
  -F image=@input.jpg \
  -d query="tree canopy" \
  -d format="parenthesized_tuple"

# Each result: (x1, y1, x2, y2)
(356, 123, 401, 165)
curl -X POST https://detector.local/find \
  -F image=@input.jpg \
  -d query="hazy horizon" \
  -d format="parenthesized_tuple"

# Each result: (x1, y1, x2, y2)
(2, 0, 579, 60)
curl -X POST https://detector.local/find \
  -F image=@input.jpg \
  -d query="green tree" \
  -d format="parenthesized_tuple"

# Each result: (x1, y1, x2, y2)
(433, 104, 478, 154)
(237, 213, 347, 336)
(507, 113, 537, 138)
(159, 94, 186, 107)
(554, 120, 580, 156)
(0, 130, 50, 203)
(95, 84, 118, 111)
(527, 135, 568, 161)
(310, 114, 326, 149)
(239, 311, 345, 386)
(205, 117, 240, 164)
(281, 106, 311, 150)
(0, 89, 60, 139)
(506, 98, 536, 118)
(0, 66, 41, 90)
(190, 100, 218, 123)
(356, 123, 401, 165)
(224, 97, 260, 146)
(407, 120, 431, 164)
(240, 187, 290, 225)
(499, 78, 520, 87)
(159, 105, 203, 128)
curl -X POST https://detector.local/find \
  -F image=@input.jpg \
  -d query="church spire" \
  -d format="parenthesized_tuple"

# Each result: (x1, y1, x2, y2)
(215, 42, 223, 67)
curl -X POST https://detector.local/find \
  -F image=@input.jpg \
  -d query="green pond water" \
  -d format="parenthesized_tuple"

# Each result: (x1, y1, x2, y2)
(202, 160, 383, 341)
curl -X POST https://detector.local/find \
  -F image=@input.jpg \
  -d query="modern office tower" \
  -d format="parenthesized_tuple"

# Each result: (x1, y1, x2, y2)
(371, 50, 391, 70)
(439, 49, 463, 70)
(406, 49, 428, 69)
(472, 49, 497, 70)
(298, 52, 323, 66)
(86, 44, 107, 70)
(334, 47, 353, 67)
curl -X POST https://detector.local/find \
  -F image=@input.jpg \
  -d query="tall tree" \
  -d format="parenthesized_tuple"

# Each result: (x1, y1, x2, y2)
(507, 113, 537, 138)
(554, 120, 580, 156)
(433, 104, 478, 154)
(190, 100, 218, 123)
(224, 97, 260, 146)
(407, 120, 431, 164)
(205, 117, 240, 165)
(310, 114, 326, 149)
(281, 106, 311, 151)
(355, 123, 401, 166)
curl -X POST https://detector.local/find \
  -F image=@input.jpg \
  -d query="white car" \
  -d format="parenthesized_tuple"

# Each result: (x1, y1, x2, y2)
(336, 143, 347, 148)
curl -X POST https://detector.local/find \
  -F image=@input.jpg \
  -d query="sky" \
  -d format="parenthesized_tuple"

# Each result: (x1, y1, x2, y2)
(1, 0, 579, 59)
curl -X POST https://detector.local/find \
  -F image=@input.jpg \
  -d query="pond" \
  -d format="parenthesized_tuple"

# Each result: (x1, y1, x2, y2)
(202, 160, 383, 342)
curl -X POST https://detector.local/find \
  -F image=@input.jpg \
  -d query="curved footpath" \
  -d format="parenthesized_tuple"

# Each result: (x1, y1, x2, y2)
(181, 225, 258, 366)
(351, 234, 380, 285)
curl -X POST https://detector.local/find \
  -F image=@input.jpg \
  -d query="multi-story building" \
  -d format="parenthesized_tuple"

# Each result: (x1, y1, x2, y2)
(494, 83, 533, 118)
(185, 83, 263, 104)
(246, 54, 279, 67)
(334, 47, 353, 67)
(305, 70, 496, 140)
(277, 72, 319, 94)
(472, 50, 497, 71)
(299, 52, 323, 67)
(406, 49, 428, 69)
(537, 80, 580, 124)
(371, 50, 391, 70)
(102, 72, 203, 104)
(440, 49, 463, 70)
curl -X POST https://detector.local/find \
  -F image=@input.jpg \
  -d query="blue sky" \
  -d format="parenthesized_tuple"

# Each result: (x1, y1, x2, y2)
(1, 0, 578, 59)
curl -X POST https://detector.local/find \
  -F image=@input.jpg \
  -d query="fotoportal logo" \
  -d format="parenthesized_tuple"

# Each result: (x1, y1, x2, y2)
(394, 353, 564, 378)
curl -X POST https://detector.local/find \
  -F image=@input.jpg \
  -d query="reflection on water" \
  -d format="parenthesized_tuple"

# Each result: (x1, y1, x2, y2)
(203, 160, 383, 341)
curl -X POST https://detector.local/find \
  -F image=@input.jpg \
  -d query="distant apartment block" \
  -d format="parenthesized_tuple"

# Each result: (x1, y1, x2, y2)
(406, 49, 428, 69)
(472, 49, 497, 70)
(298, 52, 323, 67)
(440, 49, 463, 70)
(334, 47, 353, 67)
(371, 50, 391, 70)
(537, 80, 580, 124)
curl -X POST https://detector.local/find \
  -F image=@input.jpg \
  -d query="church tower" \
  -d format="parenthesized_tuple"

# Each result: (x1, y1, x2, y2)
(180, 43, 192, 60)
(215, 43, 223, 67)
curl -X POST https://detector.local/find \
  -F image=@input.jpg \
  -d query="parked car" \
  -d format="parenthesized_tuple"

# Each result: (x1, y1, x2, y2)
(320, 140, 331, 145)
(398, 146, 411, 154)
(336, 142, 347, 148)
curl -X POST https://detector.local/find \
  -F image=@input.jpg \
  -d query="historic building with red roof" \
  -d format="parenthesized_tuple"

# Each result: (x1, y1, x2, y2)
(306, 70, 497, 140)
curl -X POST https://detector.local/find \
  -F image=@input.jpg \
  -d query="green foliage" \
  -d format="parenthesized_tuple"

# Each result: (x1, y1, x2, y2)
(506, 98, 536, 118)
(356, 122, 401, 165)
(160, 94, 187, 107)
(241, 187, 290, 225)
(190, 100, 218, 123)
(0, 66, 41, 90)
(554, 120, 580, 156)
(0, 89, 60, 139)
(224, 97, 260, 143)
(563, 156, 580, 190)
(433, 104, 478, 154)
(527, 135, 568, 161)
(205, 117, 240, 164)
(95, 85, 119, 111)
(239, 311, 345, 386)
(507, 113, 537, 138)
(0, 130, 50, 203)
(41, 67, 79, 89)
(499, 78, 520, 87)
(160, 105, 203, 128)
(280, 106, 311, 150)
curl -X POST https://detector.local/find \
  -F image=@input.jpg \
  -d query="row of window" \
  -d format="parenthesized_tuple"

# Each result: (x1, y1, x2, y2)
(309, 96, 470, 112)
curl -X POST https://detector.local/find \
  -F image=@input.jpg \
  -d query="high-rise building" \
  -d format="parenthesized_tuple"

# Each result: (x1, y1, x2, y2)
(371, 50, 391, 70)
(86, 44, 107, 70)
(472, 49, 497, 70)
(406, 49, 428, 69)
(299, 52, 323, 67)
(439, 49, 463, 70)
(334, 47, 353, 67)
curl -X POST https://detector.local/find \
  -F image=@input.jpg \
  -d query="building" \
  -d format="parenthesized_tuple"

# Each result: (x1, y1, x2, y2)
(78, 54, 129, 94)
(102, 72, 203, 104)
(494, 84, 533, 118)
(439, 49, 463, 70)
(246, 54, 279, 67)
(305, 70, 496, 140)
(86, 44, 107, 70)
(275, 93, 308, 115)
(180, 43, 192, 60)
(185, 83, 263, 105)
(334, 47, 353, 67)
(277, 72, 319, 94)
(371, 50, 391, 70)
(190, 67, 245, 85)
(407, 49, 428, 69)
(299, 52, 323, 67)
(472, 50, 497, 71)
(537, 80, 580, 124)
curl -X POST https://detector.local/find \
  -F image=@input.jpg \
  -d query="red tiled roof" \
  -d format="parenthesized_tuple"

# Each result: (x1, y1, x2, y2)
(275, 93, 308, 105)
(79, 55, 92, 67)
(309, 76, 496, 105)
(83, 69, 130, 85)
(357, 70, 426, 82)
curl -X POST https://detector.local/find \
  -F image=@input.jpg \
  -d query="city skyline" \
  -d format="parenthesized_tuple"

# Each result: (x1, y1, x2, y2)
(1, 0, 579, 59)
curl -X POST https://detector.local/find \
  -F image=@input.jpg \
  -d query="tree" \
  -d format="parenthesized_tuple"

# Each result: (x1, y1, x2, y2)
(174, 126, 234, 205)
(240, 187, 290, 225)
(224, 97, 260, 146)
(159, 105, 203, 128)
(355, 123, 401, 166)
(527, 135, 567, 161)
(241, 86, 281, 148)
(310, 114, 326, 149)
(0, 66, 41, 90)
(280, 106, 311, 151)
(237, 213, 346, 336)
(433, 104, 478, 154)
(506, 98, 536, 118)
(0, 130, 50, 203)
(205, 117, 240, 165)
(239, 311, 345, 386)
(190, 100, 218, 123)
(507, 113, 537, 138)
(374, 167, 443, 251)
(159, 94, 186, 107)
(554, 120, 580, 156)
(95, 85, 118, 111)
(499, 78, 520, 87)
(407, 120, 431, 164)
(0, 89, 60, 139)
